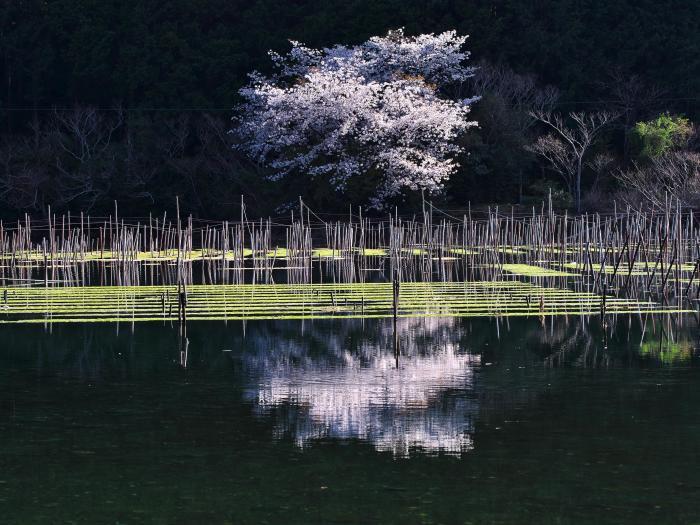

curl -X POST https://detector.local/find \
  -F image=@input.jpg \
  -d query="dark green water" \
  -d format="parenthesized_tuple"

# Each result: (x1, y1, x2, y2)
(1, 314, 700, 524)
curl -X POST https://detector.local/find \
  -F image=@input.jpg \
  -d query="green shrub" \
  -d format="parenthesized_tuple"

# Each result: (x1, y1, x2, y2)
(633, 113, 693, 159)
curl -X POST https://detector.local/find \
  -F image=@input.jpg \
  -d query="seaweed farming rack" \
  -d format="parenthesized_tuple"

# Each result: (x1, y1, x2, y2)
(0, 197, 698, 323)
(1, 199, 698, 288)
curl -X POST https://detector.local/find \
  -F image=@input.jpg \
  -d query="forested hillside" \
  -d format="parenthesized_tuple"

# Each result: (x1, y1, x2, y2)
(2, 0, 699, 217)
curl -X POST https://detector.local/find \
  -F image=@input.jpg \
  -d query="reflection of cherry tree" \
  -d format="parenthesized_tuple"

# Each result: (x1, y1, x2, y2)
(243, 318, 480, 457)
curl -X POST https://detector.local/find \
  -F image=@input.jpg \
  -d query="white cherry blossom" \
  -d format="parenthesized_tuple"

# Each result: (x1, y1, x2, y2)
(235, 30, 478, 207)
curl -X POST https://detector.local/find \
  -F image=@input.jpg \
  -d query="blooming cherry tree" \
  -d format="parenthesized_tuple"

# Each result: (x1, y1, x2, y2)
(235, 29, 478, 207)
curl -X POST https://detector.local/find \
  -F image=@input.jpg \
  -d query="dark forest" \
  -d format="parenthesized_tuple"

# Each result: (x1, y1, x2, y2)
(2, 0, 699, 217)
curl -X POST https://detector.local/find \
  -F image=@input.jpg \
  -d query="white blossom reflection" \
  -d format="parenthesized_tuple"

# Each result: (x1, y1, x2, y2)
(244, 318, 480, 457)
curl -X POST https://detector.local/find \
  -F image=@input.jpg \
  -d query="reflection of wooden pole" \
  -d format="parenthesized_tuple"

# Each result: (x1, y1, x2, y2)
(600, 281, 607, 320)
(177, 280, 187, 332)
(392, 273, 399, 319)
(180, 290, 187, 325)
(179, 334, 189, 368)
(177, 281, 181, 323)
(177, 279, 188, 367)
(602, 320, 608, 350)
(178, 282, 187, 326)
(393, 316, 400, 369)
(392, 267, 400, 368)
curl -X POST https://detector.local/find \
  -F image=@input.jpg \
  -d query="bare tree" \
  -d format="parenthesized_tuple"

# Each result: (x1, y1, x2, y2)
(155, 113, 263, 213)
(0, 135, 47, 210)
(602, 71, 666, 161)
(528, 110, 618, 212)
(468, 62, 559, 200)
(0, 106, 160, 213)
(586, 152, 615, 191)
(49, 107, 125, 209)
(616, 152, 700, 209)
(527, 134, 577, 199)
(470, 62, 559, 117)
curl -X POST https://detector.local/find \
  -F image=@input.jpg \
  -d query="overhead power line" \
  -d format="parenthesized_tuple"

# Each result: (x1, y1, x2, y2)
(1, 96, 700, 112)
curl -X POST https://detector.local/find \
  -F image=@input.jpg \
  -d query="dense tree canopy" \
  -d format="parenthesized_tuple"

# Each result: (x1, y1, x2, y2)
(3, 0, 698, 115)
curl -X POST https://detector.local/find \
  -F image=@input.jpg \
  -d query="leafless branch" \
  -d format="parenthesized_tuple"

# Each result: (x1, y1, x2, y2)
(528, 110, 619, 211)
(616, 152, 700, 209)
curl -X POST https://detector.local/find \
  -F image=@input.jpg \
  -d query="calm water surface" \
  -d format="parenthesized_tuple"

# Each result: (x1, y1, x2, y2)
(1, 315, 700, 524)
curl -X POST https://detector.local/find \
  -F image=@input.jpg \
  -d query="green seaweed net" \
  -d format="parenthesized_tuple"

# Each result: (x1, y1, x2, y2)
(0, 281, 684, 324)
